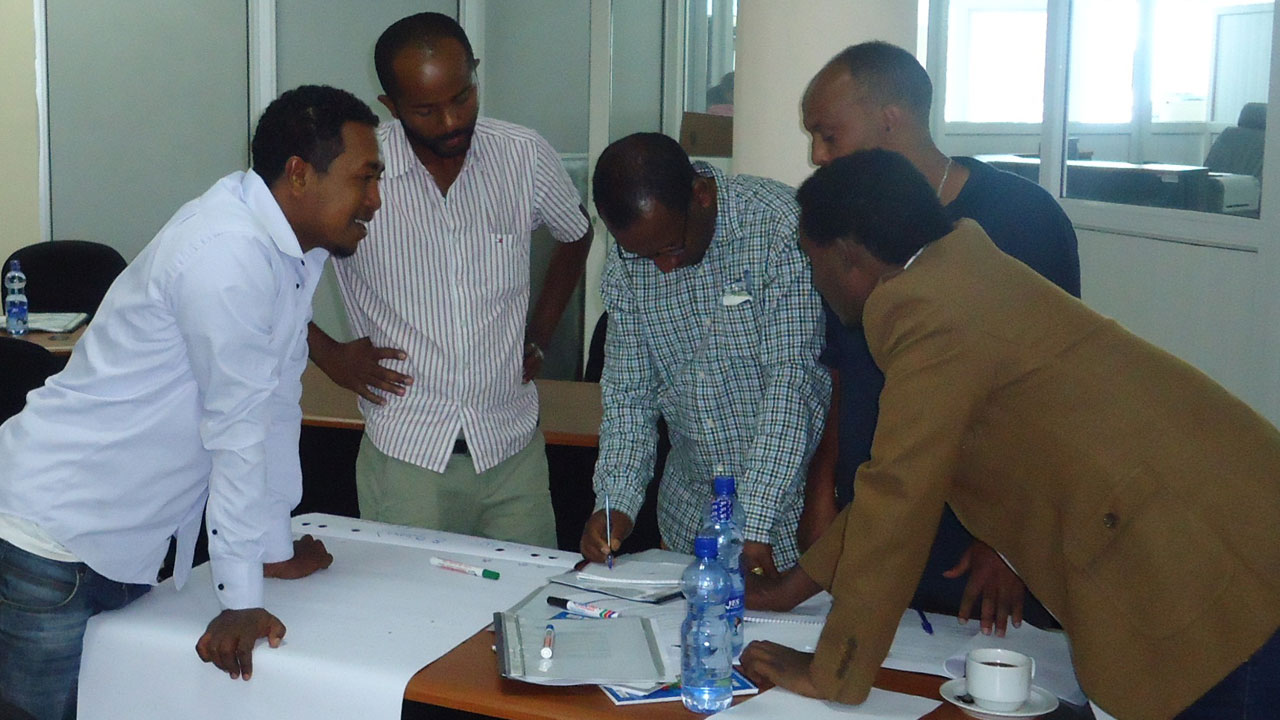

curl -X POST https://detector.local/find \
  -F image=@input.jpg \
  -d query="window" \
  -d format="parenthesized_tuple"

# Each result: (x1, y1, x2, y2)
(944, 0, 1047, 123)
(937, 0, 1275, 219)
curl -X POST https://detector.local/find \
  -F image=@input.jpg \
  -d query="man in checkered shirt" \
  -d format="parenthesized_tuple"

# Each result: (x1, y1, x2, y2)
(580, 133, 830, 574)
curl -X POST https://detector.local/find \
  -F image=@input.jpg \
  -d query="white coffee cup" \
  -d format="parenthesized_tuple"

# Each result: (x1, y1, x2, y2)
(965, 648, 1035, 712)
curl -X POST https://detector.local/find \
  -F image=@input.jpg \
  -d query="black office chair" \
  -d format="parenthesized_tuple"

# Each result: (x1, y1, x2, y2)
(3, 240, 127, 317)
(0, 338, 61, 423)
(1205, 102, 1266, 178)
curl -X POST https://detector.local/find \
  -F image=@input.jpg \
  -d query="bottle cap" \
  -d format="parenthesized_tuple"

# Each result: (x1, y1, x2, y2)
(713, 473, 735, 496)
(693, 535, 719, 559)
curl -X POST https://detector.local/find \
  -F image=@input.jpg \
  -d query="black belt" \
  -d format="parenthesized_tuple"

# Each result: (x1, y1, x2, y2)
(453, 438, 469, 455)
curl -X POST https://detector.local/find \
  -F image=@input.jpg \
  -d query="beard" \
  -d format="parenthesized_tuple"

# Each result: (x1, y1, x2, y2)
(405, 124, 475, 159)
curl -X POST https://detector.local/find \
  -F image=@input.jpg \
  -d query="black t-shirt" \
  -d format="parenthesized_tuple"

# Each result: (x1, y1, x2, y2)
(823, 156, 1080, 504)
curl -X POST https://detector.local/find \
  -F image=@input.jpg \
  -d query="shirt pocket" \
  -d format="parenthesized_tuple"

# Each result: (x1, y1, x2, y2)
(713, 302, 759, 364)
(486, 232, 529, 295)
(1062, 464, 1232, 637)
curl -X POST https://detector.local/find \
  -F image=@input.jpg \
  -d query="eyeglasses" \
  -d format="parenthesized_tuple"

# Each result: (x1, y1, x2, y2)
(614, 212, 690, 264)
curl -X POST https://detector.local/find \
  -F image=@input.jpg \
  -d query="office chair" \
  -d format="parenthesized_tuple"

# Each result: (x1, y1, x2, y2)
(1205, 102, 1266, 178)
(3, 240, 127, 316)
(1202, 103, 1266, 216)
(0, 337, 61, 424)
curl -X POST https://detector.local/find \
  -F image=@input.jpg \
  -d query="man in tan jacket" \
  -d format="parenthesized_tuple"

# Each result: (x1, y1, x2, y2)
(741, 149, 1280, 719)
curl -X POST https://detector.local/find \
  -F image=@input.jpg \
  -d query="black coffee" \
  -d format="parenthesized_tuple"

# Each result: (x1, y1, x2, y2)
(980, 661, 1017, 668)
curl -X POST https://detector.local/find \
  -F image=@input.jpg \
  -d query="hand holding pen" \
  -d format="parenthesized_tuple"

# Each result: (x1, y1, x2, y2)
(579, 502, 633, 565)
(604, 492, 613, 569)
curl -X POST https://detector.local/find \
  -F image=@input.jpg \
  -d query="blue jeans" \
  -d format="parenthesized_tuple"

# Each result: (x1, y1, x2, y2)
(1175, 625, 1280, 720)
(0, 538, 150, 720)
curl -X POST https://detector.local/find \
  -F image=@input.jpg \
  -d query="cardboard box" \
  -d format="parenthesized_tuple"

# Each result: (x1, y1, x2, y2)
(680, 112, 733, 157)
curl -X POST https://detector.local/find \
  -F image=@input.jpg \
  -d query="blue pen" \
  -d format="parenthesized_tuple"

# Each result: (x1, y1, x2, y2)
(604, 491, 614, 569)
(915, 608, 934, 635)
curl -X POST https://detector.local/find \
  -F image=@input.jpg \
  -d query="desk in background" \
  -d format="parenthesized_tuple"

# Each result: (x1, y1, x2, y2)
(299, 363, 607, 551)
(3, 326, 84, 357)
(975, 153, 1237, 214)
(300, 362, 603, 448)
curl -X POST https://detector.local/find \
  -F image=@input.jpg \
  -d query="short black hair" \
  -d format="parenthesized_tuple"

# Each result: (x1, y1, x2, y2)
(375, 12, 476, 99)
(251, 85, 379, 186)
(826, 41, 933, 124)
(592, 133, 696, 231)
(797, 149, 952, 265)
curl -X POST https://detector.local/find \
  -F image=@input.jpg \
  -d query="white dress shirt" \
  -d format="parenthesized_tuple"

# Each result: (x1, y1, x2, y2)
(333, 119, 588, 474)
(0, 170, 325, 611)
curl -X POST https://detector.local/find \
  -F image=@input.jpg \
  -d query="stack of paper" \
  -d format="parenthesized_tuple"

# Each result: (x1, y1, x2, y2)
(27, 312, 88, 333)
(883, 609, 1086, 705)
(548, 548, 687, 602)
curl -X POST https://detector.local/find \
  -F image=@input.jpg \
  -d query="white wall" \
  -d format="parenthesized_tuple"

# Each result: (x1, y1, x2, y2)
(1077, 229, 1262, 402)
(482, 0, 591, 153)
(46, 0, 250, 260)
(733, 0, 919, 186)
(0, 1, 41, 261)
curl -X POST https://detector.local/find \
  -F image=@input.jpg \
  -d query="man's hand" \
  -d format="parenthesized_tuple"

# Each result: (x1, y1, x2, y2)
(943, 540, 1025, 637)
(319, 336, 412, 404)
(263, 535, 334, 580)
(522, 341, 544, 383)
(740, 641, 819, 697)
(741, 541, 779, 579)
(579, 509, 634, 564)
(746, 564, 822, 612)
(196, 608, 286, 680)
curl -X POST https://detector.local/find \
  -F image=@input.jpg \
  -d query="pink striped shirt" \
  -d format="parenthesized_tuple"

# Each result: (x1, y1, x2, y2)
(333, 119, 588, 473)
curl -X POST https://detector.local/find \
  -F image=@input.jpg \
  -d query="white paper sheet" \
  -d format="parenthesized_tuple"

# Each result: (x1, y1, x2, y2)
(711, 687, 941, 719)
(883, 609, 1087, 705)
(78, 515, 573, 720)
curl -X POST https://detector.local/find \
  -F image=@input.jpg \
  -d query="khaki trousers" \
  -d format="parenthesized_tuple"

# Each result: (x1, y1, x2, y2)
(355, 431, 557, 548)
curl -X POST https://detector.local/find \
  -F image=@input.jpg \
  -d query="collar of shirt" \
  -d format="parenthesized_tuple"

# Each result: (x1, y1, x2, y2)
(380, 119, 493, 186)
(241, 169, 307, 261)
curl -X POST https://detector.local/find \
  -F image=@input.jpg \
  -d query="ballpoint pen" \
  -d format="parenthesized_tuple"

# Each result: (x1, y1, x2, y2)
(604, 491, 614, 569)
(915, 607, 934, 635)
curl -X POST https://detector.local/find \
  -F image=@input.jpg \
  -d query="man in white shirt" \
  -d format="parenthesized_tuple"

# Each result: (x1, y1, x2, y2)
(0, 85, 383, 720)
(308, 13, 593, 547)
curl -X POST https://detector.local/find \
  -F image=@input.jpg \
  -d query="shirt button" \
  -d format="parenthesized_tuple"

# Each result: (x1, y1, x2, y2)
(295, 283, 300, 289)
(1102, 512, 1118, 529)
(211, 528, 218, 535)
(217, 583, 225, 591)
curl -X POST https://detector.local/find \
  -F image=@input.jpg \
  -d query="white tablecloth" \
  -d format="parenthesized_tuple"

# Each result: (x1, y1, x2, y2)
(78, 514, 576, 720)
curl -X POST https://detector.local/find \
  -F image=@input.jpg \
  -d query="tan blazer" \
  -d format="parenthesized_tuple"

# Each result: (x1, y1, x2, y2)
(800, 220, 1280, 719)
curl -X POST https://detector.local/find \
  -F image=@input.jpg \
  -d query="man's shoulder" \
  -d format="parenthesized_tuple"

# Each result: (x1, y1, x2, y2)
(719, 171, 799, 219)
(474, 117, 552, 149)
(954, 157, 1064, 215)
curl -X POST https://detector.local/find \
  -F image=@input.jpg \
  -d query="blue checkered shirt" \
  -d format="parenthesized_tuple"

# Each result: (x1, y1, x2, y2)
(593, 163, 830, 569)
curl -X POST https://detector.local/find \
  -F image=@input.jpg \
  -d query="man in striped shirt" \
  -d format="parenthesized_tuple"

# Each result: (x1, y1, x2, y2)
(307, 13, 592, 547)
(580, 133, 830, 574)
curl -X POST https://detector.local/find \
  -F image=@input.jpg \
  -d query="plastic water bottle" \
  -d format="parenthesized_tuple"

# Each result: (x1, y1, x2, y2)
(4, 260, 28, 336)
(703, 471, 746, 655)
(681, 534, 734, 714)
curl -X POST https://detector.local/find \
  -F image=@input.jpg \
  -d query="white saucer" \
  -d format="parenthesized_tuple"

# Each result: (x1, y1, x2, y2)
(939, 677, 1060, 719)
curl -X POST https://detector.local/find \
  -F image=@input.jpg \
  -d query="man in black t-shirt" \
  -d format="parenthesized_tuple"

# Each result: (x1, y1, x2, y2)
(795, 41, 1080, 635)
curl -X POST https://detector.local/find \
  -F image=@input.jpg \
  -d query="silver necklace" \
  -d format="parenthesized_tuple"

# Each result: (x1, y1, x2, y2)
(937, 157, 953, 199)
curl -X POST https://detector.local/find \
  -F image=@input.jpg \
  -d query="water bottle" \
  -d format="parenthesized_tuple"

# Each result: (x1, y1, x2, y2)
(681, 534, 734, 714)
(5, 260, 28, 336)
(703, 471, 746, 655)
